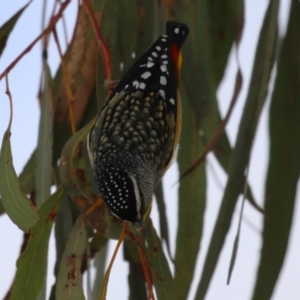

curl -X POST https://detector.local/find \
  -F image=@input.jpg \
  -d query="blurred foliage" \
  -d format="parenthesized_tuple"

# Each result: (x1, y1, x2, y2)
(0, 0, 299, 299)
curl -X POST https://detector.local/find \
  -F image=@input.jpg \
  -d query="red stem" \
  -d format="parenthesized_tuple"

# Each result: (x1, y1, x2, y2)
(82, 0, 112, 80)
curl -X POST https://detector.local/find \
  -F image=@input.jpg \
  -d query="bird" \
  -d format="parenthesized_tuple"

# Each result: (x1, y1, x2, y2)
(87, 21, 189, 230)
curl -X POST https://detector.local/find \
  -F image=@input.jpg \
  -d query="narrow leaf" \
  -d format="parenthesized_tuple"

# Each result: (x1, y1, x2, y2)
(145, 219, 175, 300)
(56, 215, 87, 300)
(155, 182, 172, 260)
(174, 86, 206, 300)
(208, 0, 244, 84)
(0, 131, 39, 232)
(195, 1, 279, 298)
(18, 150, 36, 195)
(91, 235, 108, 300)
(252, 1, 300, 299)
(0, 198, 5, 216)
(36, 62, 54, 207)
(10, 187, 64, 300)
(123, 240, 147, 300)
(52, 0, 102, 162)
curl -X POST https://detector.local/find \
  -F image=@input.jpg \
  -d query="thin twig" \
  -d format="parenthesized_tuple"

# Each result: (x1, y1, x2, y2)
(5, 74, 13, 132)
(136, 234, 155, 300)
(57, 0, 70, 46)
(99, 229, 126, 300)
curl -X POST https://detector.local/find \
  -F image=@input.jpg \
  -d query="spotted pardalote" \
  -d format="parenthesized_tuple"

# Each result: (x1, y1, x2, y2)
(87, 21, 189, 229)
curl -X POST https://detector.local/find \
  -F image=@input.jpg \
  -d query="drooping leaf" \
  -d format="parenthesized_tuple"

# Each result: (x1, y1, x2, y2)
(51, 0, 102, 163)
(10, 187, 64, 300)
(56, 215, 87, 300)
(0, 198, 5, 216)
(123, 239, 147, 300)
(0, 130, 39, 232)
(0, 2, 30, 57)
(145, 219, 175, 300)
(91, 240, 108, 299)
(195, 1, 279, 298)
(49, 189, 76, 300)
(90, 233, 108, 299)
(155, 182, 172, 260)
(18, 150, 36, 195)
(36, 62, 54, 208)
(252, 2, 300, 299)
(174, 86, 206, 300)
(208, 0, 244, 84)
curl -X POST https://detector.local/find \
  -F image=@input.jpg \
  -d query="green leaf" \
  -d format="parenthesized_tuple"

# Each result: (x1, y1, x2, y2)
(0, 131, 39, 232)
(123, 240, 147, 300)
(36, 62, 54, 207)
(53, 189, 76, 273)
(48, 192, 76, 300)
(19, 150, 36, 195)
(145, 219, 175, 300)
(195, 1, 279, 298)
(10, 187, 64, 300)
(155, 182, 172, 260)
(174, 86, 206, 300)
(90, 234, 108, 299)
(0, 2, 30, 57)
(0, 198, 5, 216)
(91, 242, 109, 299)
(208, 0, 244, 84)
(56, 215, 87, 300)
(252, 1, 300, 299)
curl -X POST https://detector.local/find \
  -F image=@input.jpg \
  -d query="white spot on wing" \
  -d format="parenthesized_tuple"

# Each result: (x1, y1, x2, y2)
(141, 71, 151, 79)
(160, 65, 167, 72)
(152, 52, 158, 57)
(160, 76, 167, 86)
(131, 52, 136, 59)
(161, 38, 167, 42)
(156, 46, 161, 51)
(147, 61, 154, 68)
(174, 27, 180, 34)
(132, 81, 139, 88)
(139, 82, 146, 89)
(161, 54, 167, 59)
(148, 57, 153, 61)
(159, 89, 166, 99)
(169, 98, 175, 105)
